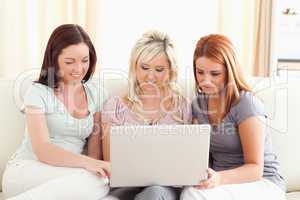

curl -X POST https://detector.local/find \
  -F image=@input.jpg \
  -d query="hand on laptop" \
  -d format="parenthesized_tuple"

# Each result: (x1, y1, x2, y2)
(194, 168, 221, 189)
(84, 158, 111, 178)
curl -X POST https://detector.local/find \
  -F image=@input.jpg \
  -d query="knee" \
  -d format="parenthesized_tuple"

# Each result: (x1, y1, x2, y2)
(135, 186, 176, 200)
(73, 170, 110, 199)
(180, 187, 205, 200)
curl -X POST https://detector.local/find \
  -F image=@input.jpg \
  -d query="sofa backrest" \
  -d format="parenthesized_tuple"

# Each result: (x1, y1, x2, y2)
(250, 77, 300, 192)
(0, 76, 299, 192)
(0, 79, 26, 192)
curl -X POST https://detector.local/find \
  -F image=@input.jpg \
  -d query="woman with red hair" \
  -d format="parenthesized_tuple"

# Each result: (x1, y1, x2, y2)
(180, 34, 286, 200)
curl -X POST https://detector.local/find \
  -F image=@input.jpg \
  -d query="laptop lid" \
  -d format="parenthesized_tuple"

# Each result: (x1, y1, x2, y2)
(110, 124, 210, 187)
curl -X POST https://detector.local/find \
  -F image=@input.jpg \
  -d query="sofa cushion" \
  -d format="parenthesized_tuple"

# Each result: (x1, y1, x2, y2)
(0, 79, 25, 192)
(250, 77, 300, 192)
(286, 192, 300, 200)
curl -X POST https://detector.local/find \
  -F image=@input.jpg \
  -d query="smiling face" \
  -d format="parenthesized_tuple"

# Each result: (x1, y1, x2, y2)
(195, 56, 227, 95)
(57, 42, 90, 84)
(136, 53, 170, 95)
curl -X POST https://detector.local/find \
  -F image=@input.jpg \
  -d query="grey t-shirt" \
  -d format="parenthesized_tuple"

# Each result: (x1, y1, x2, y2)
(192, 91, 285, 191)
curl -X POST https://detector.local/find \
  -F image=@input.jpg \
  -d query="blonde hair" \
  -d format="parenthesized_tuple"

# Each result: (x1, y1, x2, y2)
(126, 30, 186, 123)
(193, 34, 252, 114)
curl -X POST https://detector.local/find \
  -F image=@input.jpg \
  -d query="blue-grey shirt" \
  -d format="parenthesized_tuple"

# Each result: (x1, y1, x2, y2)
(192, 91, 285, 191)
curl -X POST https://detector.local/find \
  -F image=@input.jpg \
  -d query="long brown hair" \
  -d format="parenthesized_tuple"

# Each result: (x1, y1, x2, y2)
(36, 24, 97, 88)
(193, 34, 251, 114)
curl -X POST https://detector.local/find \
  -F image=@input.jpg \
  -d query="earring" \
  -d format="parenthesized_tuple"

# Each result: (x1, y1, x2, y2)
(197, 87, 202, 94)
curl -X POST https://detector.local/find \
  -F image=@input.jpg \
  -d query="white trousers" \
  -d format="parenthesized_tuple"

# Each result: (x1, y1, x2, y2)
(2, 159, 110, 200)
(180, 179, 286, 200)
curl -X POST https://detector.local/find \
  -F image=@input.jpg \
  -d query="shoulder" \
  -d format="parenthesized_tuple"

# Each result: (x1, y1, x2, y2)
(26, 82, 49, 94)
(102, 95, 126, 112)
(24, 82, 50, 101)
(23, 82, 51, 111)
(234, 91, 264, 112)
(101, 95, 128, 125)
(232, 90, 266, 124)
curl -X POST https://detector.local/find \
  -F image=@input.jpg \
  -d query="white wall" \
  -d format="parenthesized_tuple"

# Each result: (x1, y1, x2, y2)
(277, 0, 300, 60)
(98, 0, 219, 78)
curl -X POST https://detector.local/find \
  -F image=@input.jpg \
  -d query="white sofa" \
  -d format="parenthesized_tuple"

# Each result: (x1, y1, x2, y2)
(0, 74, 300, 200)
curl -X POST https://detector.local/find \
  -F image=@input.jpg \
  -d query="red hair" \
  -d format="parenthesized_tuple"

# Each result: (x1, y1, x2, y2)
(193, 34, 251, 113)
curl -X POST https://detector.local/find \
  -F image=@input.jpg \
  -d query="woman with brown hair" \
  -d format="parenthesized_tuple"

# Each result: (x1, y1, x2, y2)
(2, 24, 110, 200)
(180, 34, 286, 200)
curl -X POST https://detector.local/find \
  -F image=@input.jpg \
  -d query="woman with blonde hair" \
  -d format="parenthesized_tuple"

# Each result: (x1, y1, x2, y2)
(101, 30, 191, 200)
(180, 34, 286, 200)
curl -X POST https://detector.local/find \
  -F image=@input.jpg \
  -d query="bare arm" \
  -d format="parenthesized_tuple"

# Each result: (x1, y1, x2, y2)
(101, 122, 111, 162)
(26, 107, 110, 176)
(192, 117, 199, 124)
(87, 112, 101, 160)
(197, 116, 265, 189)
(218, 116, 265, 184)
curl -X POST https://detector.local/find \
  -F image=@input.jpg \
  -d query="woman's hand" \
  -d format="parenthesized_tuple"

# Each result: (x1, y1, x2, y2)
(84, 158, 111, 178)
(194, 168, 221, 189)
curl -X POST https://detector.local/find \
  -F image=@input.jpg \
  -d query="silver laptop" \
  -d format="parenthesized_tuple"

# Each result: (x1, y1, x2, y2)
(109, 124, 211, 187)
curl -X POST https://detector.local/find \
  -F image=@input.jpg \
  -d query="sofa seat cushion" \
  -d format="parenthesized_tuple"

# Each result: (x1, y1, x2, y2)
(286, 192, 300, 200)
